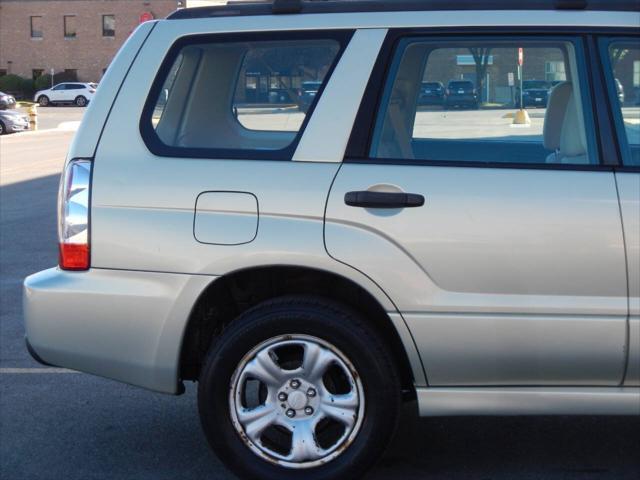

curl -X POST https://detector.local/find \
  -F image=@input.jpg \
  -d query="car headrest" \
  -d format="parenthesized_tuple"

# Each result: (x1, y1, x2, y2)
(559, 92, 586, 158)
(543, 82, 572, 151)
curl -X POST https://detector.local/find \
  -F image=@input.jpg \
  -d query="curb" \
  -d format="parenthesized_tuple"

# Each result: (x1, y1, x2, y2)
(5, 121, 80, 137)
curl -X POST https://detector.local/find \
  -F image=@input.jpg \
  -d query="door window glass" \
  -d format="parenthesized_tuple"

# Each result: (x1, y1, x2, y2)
(371, 38, 596, 165)
(606, 40, 640, 166)
(143, 34, 345, 159)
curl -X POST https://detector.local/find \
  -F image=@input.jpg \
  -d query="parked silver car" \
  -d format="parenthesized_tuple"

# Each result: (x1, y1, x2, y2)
(0, 91, 17, 110)
(0, 109, 29, 134)
(23, 1, 640, 479)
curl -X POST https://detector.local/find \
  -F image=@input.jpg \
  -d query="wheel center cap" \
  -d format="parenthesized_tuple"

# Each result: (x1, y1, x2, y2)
(287, 390, 307, 410)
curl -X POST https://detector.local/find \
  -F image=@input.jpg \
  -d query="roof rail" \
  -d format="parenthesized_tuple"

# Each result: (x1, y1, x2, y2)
(167, 0, 640, 20)
(272, 0, 303, 14)
(554, 0, 587, 9)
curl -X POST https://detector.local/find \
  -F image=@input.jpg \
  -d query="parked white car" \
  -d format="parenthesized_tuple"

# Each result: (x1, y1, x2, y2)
(34, 82, 96, 107)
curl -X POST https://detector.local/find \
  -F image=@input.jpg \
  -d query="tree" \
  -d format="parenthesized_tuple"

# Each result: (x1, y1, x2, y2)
(610, 47, 627, 68)
(34, 71, 79, 92)
(469, 47, 492, 103)
(243, 44, 338, 101)
(0, 74, 34, 99)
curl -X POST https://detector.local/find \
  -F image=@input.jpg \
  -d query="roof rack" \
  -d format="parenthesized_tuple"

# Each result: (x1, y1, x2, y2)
(167, 0, 640, 20)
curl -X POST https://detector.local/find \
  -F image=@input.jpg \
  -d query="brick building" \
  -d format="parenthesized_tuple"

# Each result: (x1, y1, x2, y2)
(0, 0, 180, 82)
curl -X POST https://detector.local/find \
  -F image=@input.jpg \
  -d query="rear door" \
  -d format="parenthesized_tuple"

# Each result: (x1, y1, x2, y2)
(599, 36, 640, 386)
(63, 84, 82, 101)
(325, 33, 628, 386)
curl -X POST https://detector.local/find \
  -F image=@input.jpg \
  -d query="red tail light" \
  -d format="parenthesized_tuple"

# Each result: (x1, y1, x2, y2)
(59, 244, 90, 270)
(58, 159, 92, 270)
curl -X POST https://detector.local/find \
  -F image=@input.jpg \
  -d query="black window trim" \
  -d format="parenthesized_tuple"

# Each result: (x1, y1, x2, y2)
(139, 29, 354, 162)
(345, 26, 638, 171)
(596, 34, 640, 171)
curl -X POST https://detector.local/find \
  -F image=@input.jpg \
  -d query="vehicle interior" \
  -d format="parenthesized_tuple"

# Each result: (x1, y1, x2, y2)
(153, 40, 338, 152)
(372, 40, 594, 165)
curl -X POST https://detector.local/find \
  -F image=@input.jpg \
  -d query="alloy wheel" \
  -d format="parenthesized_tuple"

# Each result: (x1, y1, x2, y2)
(228, 334, 365, 469)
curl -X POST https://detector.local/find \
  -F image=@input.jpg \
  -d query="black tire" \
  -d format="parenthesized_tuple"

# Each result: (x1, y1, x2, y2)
(198, 296, 401, 480)
(75, 96, 87, 107)
(37, 95, 49, 107)
(0, 121, 5, 135)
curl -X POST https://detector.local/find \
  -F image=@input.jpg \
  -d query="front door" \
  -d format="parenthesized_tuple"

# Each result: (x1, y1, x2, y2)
(48, 84, 66, 102)
(325, 34, 628, 386)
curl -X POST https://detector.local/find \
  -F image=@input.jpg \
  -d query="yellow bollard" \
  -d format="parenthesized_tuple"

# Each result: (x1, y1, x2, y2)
(28, 104, 38, 131)
(512, 108, 531, 125)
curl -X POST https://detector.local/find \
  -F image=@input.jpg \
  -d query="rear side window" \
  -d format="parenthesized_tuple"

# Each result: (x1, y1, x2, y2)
(370, 37, 598, 166)
(142, 32, 349, 160)
(601, 38, 640, 166)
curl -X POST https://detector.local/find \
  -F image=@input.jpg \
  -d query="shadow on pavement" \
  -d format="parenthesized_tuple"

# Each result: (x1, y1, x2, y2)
(1, 173, 59, 365)
(371, 403, 640, 479)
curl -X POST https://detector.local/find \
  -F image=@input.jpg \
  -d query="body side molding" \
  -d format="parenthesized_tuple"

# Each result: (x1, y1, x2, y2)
(417, 387, 640, 416)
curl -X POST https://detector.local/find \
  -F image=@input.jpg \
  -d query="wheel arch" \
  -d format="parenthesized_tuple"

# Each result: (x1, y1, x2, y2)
(179, 265, 417, 399)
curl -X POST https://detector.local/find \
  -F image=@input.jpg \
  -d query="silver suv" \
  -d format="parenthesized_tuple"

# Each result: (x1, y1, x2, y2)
(23, 1, 640, 479)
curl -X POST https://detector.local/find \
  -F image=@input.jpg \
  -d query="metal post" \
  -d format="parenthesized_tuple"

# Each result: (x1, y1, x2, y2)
(519, 65, 523, 110)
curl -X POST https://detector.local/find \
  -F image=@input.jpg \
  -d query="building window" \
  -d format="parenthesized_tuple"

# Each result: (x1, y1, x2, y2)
(64, 69, 78, 81)
(32, 69, 44, 80)
(30, 16, 43, 39)
(64, 15, 76, 38)
(545, 60, 566, 82)
(0, 69, 7, 77)
(102, 15, 115, 37)
(456, 54, 494, 66)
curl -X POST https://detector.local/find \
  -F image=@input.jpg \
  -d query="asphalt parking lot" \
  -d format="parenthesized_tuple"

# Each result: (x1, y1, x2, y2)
(1, 109, 639, 480)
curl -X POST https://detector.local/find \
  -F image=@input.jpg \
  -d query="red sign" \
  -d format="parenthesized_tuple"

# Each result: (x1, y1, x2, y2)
(518, 47, 524, 66)
(139, 11, 154, 23)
